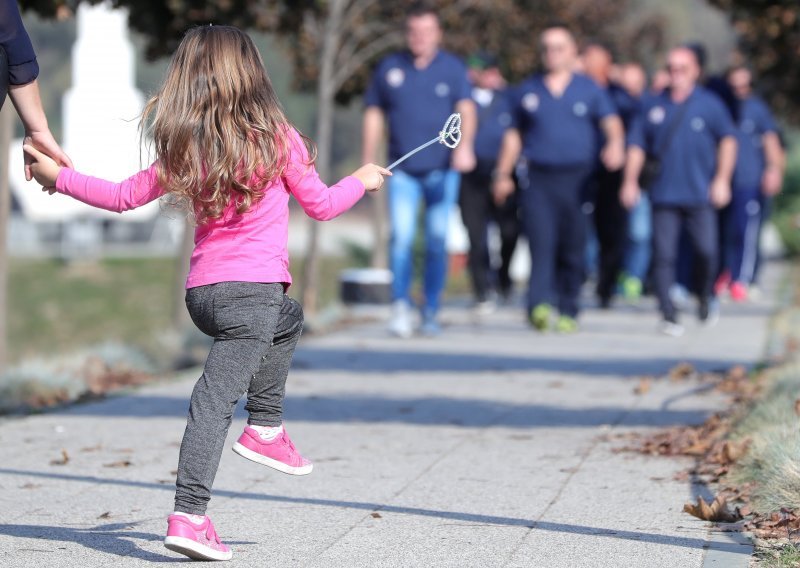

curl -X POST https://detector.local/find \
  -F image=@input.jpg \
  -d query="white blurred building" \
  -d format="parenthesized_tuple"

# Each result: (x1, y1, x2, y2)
(9, 1, 182, 257)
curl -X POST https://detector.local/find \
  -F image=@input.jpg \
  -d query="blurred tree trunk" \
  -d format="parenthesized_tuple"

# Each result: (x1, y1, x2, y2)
(369, 180, 388, 268)
(0, 102, 13, 373)
(298, 0, 401, 309)
(299, 0, 346, 317)
(171, 216, 194, 330)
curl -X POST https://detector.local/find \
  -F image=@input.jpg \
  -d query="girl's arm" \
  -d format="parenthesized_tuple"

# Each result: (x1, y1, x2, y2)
(23, 144, 164, 212)
(283, 128, 389, 221)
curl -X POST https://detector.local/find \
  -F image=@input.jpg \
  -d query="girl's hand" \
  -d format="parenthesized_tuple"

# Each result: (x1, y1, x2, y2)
(24, 131, 73, 182)
(22, 144, 62, 191)
(351, 163, 392, 192)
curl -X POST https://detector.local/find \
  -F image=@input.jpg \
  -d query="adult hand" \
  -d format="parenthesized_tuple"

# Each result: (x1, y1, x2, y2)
(761, 166, 783, 197)
(492, 174, 515, 206)
(351, 163, 392, 192)
(619, 179, 640, 210)
(22, 143, 62, 190)
(24, 130, 73, 182)
(451, 145, 476, 173)
(601, 140, 625, 172)
(709, 176, 732, 209)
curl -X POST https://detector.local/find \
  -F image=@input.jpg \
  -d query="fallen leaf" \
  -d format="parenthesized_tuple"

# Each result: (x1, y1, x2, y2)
(634, 377, 653, 395)
(720, 440, 748, 465)
(50, 449, 70, 466)
(669, 362, 696, 381)
(104, 460, 132, 468)
(683, 496, 741, 523)
(370, 512, 382, 519)
(727, 365, 747, 381)
(98, 512, 111, 519)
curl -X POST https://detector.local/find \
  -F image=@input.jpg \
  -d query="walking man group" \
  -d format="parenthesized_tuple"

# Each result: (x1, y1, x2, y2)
(362, 5, 784, 338)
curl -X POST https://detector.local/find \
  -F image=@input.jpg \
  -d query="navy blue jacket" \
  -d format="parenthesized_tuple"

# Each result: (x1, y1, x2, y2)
(732, 96, 778, 190)
(1, 0, 39, 86)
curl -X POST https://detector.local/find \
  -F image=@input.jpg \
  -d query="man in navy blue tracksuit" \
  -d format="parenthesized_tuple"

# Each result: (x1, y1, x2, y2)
(493, 23, 625, 333)
(458, 51, 519, 311)
(715, 65, 784, 302)
(622, 46, 737, 337)
(581, 42, 640, 308)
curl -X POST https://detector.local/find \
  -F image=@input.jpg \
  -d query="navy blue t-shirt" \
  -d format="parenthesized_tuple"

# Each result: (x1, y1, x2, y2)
(608, 83, 639, 131)
(628, 86, 736, 206)
(364, 50, 471, 175)
(732, 96, 778, 190)
(509, 73, 616, 168)
(471, 87, 513, 164)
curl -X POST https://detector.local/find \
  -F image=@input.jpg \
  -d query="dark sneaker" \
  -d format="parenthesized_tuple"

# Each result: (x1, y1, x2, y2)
(698, 298, 720, 327)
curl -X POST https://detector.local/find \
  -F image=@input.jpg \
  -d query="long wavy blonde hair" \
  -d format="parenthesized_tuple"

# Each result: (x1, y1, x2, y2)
(141, 25, 315, 224)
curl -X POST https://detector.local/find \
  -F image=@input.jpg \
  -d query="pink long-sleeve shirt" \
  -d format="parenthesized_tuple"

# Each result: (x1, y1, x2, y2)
(54, 128, 366, 289)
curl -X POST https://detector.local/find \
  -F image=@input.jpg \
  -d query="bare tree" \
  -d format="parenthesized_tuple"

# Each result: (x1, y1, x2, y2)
(297, 0, 403, 313)
(0, 102, 13, 372)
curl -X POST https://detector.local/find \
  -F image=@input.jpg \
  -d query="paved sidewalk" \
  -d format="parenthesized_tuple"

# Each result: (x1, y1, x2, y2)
(0, 266, 782, 567)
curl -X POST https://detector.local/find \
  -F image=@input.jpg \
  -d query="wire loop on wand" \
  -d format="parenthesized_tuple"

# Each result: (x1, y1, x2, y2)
(386, 113, 462, 171)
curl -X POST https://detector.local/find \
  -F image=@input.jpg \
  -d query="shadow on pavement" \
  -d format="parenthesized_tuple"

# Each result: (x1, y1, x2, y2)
(0, 468, 748, 557)
(58, 393, 711, 428)
(1, 520, 185, 562)
(290, 349, 741, 376)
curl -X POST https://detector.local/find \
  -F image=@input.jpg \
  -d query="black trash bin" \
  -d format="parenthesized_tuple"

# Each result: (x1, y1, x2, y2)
(339, 268, 392, 305)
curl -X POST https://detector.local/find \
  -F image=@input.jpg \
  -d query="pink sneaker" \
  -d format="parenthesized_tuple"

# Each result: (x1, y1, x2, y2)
(730, 281, 748, 302)
(232, 425, 313, 475)
(164, 514, 232, 561)
(714, 270, 731, 297)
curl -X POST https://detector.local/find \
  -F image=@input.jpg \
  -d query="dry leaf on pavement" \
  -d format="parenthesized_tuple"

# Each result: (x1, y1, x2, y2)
(50, 449, 70, 466)
(683, 496, 741, 523)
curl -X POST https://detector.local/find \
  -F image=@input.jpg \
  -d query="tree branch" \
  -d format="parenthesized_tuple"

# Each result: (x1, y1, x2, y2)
(335, 21, 396, 71)
(331, 31, 404, 92)
(342, 0, 381, 28)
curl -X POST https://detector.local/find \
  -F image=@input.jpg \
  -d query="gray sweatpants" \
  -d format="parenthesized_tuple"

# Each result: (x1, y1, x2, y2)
(174, 282, 304, 515)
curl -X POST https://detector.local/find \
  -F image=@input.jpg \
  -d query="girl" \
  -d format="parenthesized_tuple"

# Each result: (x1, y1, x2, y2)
(25, 25, 389, 562)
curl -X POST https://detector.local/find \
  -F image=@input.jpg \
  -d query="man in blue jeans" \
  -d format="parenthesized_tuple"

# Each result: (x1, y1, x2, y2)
(362, 3, 476, 337)
(622, 46, 737, 337)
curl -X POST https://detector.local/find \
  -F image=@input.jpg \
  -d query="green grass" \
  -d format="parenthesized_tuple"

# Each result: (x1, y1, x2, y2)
(754, 545, 800, 568)
(729, 361, 800, 513)
(8, 257, 178, 363)
(7, 254, 475, 364)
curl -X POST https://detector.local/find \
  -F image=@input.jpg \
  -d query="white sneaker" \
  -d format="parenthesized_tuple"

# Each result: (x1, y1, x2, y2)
(669, 284, 690, 308)
(474, 299, 496, 317)
(388, 300, 413, 338)
(659, 318, 685, 337)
